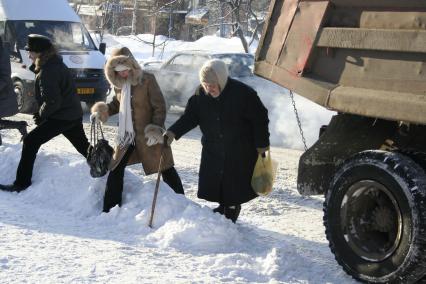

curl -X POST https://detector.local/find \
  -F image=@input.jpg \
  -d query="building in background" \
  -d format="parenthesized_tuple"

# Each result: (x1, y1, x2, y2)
(68, 0, 268, 42)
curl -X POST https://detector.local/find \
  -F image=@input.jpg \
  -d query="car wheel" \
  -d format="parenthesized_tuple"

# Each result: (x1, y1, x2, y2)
(324, 150, 426, 283)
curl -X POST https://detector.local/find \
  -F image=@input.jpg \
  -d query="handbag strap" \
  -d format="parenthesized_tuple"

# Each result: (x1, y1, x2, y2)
(97, 121, 105, 140)
(90, 119, 107, 146)
(90, 120, 98, 146)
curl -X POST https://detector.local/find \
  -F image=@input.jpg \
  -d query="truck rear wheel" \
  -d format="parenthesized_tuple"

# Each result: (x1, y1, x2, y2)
(324, 150, 426, 283)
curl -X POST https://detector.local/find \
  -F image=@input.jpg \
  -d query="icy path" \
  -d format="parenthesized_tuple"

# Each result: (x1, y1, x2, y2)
(0, 116, 354, 283)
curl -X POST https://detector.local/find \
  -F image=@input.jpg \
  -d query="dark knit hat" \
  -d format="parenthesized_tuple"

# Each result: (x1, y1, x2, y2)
(24, 34, 53, 52)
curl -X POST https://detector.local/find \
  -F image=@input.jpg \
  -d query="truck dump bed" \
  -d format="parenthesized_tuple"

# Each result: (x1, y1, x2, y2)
(254, 0, 426, 125)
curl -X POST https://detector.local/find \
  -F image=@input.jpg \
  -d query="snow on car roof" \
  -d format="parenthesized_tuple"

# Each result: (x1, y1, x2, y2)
(0, 0, 81, 22)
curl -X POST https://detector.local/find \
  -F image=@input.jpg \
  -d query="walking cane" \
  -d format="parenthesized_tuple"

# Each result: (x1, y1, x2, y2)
(148, 136, 167, 228)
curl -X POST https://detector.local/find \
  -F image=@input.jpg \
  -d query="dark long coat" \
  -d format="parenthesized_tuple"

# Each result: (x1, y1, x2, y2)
(0, 38, 18, 118)
(169, 78, 270, 205)
(32, 54, 82, 121)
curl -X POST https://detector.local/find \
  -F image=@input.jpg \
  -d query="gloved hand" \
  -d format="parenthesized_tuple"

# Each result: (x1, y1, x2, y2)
(163, 130, 175, 146)
(33, 113, 44, 126)
(257, 146, 270, 158)
(145, 124, 165, 146)
(90, 112, 100, 123)
(146, 135, 162, 146)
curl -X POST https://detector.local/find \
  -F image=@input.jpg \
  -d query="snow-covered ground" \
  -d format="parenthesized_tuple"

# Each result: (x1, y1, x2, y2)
(0, 116, 355, 284)
(0, 34, 352, 283)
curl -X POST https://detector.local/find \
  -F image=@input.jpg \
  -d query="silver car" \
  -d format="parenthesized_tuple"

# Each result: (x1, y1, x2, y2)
(146, 51, 254, 109)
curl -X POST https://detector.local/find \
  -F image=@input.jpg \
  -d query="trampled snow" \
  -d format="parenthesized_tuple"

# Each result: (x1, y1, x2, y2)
(0, 123, 354, 283)
(0, 34, 352, 283)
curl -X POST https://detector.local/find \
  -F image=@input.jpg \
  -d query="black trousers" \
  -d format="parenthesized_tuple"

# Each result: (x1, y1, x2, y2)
(103, 144, 185, 212)
(0, 119, 27, 145)
(14, 118, 89, 187)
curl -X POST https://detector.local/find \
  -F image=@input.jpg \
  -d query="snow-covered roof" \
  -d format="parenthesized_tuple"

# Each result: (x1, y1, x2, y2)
(185, 7, 209, 25)
(0, 0, 81, 22)
(72, 4, 99, 17)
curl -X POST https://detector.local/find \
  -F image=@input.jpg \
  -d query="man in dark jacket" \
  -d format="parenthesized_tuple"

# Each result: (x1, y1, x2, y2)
(0, 34, 90, 192)
(166, 59, 270, 223)
(0, 36, 27, 145)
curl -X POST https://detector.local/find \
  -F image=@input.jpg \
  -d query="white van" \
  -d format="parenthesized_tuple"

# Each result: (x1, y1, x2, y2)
(0, 0, 109, 113)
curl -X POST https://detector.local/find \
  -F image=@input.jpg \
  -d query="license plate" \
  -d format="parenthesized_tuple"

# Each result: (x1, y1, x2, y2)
(77, 88, 95, 95)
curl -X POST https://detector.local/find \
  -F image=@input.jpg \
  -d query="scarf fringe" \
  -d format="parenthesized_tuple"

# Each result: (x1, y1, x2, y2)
(117, 131, 135, 149)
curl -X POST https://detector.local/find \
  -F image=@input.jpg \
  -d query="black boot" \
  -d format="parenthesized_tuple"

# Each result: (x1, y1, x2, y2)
(224, 205, 241, 223)
(0, 183, 29, 192)
(213, 204, 225, 214)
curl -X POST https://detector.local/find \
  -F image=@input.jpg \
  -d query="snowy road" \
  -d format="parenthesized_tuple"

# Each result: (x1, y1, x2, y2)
(0, 114, 355, 283)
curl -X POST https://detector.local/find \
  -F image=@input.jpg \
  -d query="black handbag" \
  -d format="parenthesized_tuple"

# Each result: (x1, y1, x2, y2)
(87, 120, 113, 178)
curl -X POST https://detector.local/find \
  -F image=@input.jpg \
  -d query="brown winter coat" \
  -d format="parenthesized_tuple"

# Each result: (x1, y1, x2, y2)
(93, 54, 174, 175)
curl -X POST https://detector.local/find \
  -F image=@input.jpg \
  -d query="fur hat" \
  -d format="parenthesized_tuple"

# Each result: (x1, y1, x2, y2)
(25, 34, 53, 53)
(199, 59, 229, 91)
(105, 54, 143, 89)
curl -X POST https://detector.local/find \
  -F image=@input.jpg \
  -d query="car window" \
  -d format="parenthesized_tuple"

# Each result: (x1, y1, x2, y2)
(164, 54, 209, 73)
(164, 54, 194, 72)
(192, 55, 209, 71)
(215, 54, 254, 77)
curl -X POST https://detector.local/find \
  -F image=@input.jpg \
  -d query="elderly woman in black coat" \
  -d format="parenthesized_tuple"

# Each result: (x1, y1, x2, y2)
(0, 34, 90, 192)
(0, 36, 27, 145)
(166, 59, 270, 223)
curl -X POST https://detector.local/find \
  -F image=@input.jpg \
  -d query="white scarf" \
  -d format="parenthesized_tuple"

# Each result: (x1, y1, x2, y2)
(117, 81, 135, 148)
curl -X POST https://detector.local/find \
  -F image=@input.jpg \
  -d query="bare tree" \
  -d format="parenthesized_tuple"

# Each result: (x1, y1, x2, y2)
(247, 0, 267, 46)
(145, 0, 180, 57)
(202, 0, 269, 53)
(94, 0, 114, 43)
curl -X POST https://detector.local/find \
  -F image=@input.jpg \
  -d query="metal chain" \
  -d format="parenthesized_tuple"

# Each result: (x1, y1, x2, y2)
(289, 90, 308, 151)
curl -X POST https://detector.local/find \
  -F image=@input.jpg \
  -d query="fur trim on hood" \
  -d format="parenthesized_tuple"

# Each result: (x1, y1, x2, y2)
(105, 54, 143, 89)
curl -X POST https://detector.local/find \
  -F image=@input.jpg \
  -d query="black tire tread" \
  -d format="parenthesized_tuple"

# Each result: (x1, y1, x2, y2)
(323, 150, 426, 283)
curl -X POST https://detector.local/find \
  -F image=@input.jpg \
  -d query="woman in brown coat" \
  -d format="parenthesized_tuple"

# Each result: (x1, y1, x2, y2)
(91, 47, 184, 212)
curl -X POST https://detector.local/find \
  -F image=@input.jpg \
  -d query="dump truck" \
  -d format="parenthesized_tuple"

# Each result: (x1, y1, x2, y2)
(254, 1, 426, 283)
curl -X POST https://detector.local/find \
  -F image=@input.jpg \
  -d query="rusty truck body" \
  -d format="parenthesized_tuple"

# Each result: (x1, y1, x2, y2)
(255, 1, 426, 283)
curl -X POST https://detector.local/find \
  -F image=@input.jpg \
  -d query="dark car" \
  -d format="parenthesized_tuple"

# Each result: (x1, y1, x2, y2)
(145, 51, 254, 108)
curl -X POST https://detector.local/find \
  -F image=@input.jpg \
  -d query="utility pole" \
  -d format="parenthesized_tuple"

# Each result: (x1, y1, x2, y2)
(168, 4, 173, 38)
(131, 0, 138, 35)
(220, 2, 225, 37)
(111, 0, 119, 34)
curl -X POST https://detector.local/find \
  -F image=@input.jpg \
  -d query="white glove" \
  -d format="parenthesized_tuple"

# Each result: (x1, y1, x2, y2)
(144, 124, 165, 146)
(90, 112, 100, 123)
(146, 135, 163, 146)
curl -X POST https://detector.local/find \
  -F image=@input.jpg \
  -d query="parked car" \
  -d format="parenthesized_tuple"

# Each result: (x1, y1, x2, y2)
(145, 51, 254, 108)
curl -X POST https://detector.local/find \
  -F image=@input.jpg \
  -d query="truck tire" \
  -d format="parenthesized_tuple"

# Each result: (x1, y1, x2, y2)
(399, 149, 426, 174)
(324, 150, 426, 283)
